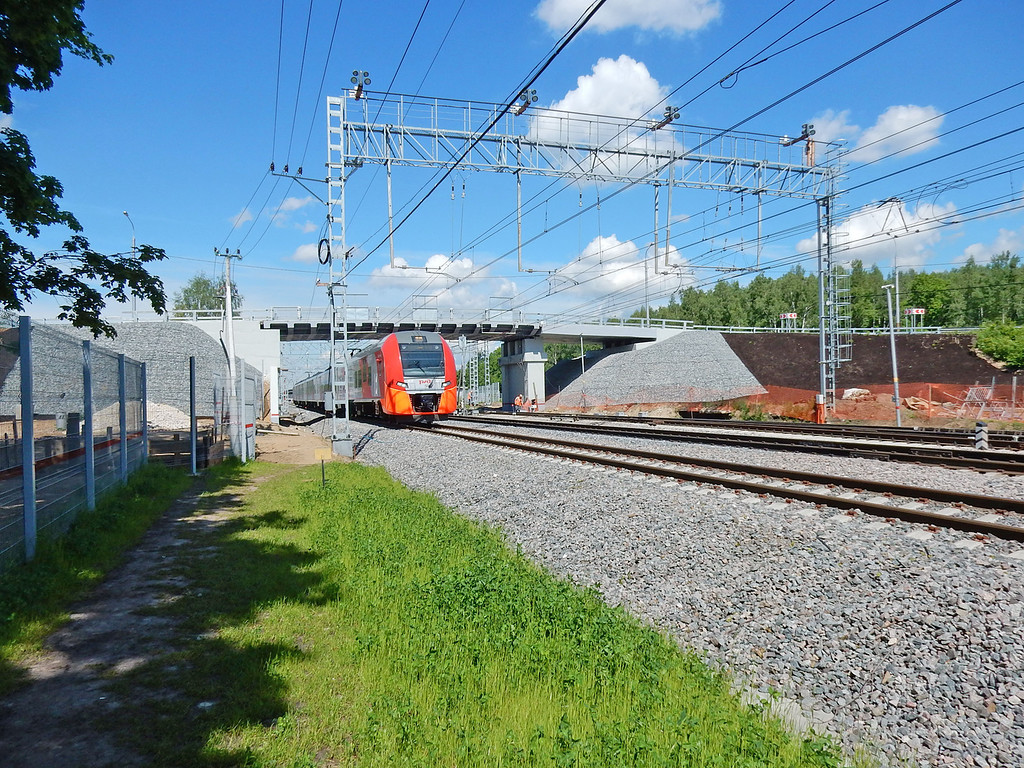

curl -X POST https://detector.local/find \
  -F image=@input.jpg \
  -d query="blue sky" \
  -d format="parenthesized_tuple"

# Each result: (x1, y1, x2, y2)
(9, 0, 1024, 325)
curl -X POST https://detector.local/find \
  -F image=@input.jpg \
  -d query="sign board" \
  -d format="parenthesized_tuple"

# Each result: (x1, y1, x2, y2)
(903, 307, 926, 315)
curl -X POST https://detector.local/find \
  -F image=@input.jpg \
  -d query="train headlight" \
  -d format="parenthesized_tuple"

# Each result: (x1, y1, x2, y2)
(443, 380, 451, 387)
(395, 381, 407, 389)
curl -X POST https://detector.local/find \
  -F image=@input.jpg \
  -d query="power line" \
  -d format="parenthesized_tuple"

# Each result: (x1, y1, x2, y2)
(271, 0, 285, 162)
(380, 0, 969, 315)
(346, 0, 611, 275)
(283, 0, 316, 167)
(297, 0, 347, 172)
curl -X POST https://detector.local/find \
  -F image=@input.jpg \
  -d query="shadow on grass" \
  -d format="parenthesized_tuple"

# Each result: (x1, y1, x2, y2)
(96, 462, 335, 766)
(0, 464, 194, 697)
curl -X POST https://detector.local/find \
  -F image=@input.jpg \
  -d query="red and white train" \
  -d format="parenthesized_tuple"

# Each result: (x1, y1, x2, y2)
(291, 330, 458, 422)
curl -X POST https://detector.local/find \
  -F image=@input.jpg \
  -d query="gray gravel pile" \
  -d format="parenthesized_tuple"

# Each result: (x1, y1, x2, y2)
(333, 418, 1024, 768)
(0, 322, 262, 420)
(546, 330, 767, 409)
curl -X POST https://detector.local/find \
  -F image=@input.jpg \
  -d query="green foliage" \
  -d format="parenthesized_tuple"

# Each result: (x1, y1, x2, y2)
(98, 461, 844, 767)
(172, 271, 242, 311)
(544, 342, 601, 371)
(732, 399, 768, 421)
(456, 346, 501, 389)
(0, 0, 112, 113)
(644, 253, 1024, 331)
(0, 1, 167, 337)
(976, 322, 1024, 369)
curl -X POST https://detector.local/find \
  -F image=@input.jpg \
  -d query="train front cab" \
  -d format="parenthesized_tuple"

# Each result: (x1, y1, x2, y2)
(379, 332, 457, 421)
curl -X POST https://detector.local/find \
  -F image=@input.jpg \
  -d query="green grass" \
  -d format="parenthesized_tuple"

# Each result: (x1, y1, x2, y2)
(96, 460, 846, 767)
(0, 462, 193, 694)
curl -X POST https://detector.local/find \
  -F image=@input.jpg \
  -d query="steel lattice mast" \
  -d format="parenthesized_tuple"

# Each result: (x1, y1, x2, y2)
(326, 89, 848, 415)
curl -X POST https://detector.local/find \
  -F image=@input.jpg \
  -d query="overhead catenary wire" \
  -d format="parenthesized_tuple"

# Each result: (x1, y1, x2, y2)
(385, 0, 826, 312)
(346, 0, 612, 276)
(283, 0, 317, 166)
(380, 0, 970, 318)
(271, 0, 285, 163)
(297, 0, 348, 173)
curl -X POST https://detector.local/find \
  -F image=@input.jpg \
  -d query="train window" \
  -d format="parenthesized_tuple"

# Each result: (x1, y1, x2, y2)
(398, 343, 445, 377)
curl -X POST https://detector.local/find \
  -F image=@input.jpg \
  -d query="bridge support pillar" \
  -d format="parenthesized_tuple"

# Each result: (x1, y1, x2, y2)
(499, 337, 546, 410)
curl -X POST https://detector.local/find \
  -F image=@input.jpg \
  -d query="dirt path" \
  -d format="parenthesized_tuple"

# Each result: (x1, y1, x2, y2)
(0, 425, 332, 768)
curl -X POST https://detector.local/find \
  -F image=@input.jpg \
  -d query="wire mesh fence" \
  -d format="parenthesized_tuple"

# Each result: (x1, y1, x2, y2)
(0, 321, 151, 571)
(0, 317, 274, 571)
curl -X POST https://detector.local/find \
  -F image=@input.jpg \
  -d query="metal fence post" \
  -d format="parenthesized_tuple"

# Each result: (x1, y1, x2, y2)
(83, 340, 96, 510)
(19, 316, 36, 562)
(141, 362, 148, 466)
(190, 356, 198, 475)
(239, 363, 248, 463)
(118, 353, 128, 482)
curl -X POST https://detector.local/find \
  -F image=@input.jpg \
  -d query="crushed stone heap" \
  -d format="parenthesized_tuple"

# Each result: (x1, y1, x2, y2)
(547, 330, 766, 409)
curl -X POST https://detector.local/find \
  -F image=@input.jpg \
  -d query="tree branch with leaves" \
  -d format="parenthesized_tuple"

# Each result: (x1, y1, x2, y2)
(0, 0, 167, 336)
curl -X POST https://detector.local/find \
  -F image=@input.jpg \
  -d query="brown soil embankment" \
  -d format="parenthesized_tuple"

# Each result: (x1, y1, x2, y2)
(722, 333, 1023, 423)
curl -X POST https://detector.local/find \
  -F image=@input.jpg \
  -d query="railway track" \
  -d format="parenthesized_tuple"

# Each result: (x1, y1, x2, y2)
(420, 422, 1024, 543)
(452, 413, 1024, 474)
(478, 410, 1024, 450)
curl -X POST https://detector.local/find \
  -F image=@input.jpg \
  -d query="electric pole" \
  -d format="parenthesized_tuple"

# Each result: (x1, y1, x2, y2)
(216, 248, 245, 461)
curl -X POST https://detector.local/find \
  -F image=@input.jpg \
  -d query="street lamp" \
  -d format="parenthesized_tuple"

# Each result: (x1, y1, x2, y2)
(123, 211, 136, 319)
(882, 284, 902, 427)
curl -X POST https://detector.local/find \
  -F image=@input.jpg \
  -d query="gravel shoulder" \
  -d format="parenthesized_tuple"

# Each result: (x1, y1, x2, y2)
(3, 415, 1020, 768)
(344, 418, 1024, 768)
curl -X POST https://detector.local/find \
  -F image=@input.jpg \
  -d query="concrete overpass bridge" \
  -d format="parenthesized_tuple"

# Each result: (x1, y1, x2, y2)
(100, 306, 691, 411)
(249, 306, 690, 407)
(156, 306, 692, 408)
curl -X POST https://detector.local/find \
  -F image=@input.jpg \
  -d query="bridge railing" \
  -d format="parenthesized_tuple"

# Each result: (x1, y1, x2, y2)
(42, 309, 981, 337)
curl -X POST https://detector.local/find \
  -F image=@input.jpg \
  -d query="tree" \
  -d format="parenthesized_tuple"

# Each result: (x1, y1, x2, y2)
(544, 342, 600, 371)
(1, 1, 166, 336)
(976, 321, 1024, 369)
(173, 272, 242, 312)
(904, 271, 950, 324)
(847, 260, 885, 328)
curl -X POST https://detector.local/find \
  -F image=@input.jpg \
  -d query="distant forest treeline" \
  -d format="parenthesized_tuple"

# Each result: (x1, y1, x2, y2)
(643, 252, 1024, 329)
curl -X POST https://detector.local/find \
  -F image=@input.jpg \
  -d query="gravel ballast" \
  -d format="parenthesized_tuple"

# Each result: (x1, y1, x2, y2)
(547, 330, 767, 409)
(328, 418, 1024, 768)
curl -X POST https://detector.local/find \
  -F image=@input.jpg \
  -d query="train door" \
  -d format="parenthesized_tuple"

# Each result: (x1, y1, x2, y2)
(375, 352, 386, 399)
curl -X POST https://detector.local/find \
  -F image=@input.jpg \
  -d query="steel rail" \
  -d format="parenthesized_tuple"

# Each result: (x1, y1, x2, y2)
(419, 423, 1024, 542)
(452, 414, 1024, 474)
(531, 411, 1024, 450)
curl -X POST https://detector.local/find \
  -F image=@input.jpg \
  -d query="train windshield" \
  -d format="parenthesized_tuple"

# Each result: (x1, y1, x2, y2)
(398, 343, 445, 378)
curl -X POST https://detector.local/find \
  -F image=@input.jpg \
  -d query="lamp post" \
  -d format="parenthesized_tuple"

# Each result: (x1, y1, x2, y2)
(123, 211, 136, 319)
(882, 284, 902, 427)
(643, 243, 652, 328)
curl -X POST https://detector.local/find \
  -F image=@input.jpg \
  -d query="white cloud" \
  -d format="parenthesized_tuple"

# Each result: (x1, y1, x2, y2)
(797, 199, 956, 268)
(527, 56, 676, 179)
(960, 227, 1024, 263)
(290, 243, 318, 263)
(230, 208, 253, 228)
(852, 105, 942, 162)
(278, 195, 315, 213)
(535, 0, 721, 34)
(807, 109, 859, 144)
(425, 253, 475, 280)
(811, 105, 942, 162)
(554, 234, 692, 298)
(299, 220, 317, 234)
(0, 114, 12, 130)
(548, 55, 667, 119)
(364, 253, 524, 310)
(370, 253, 477, 286)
